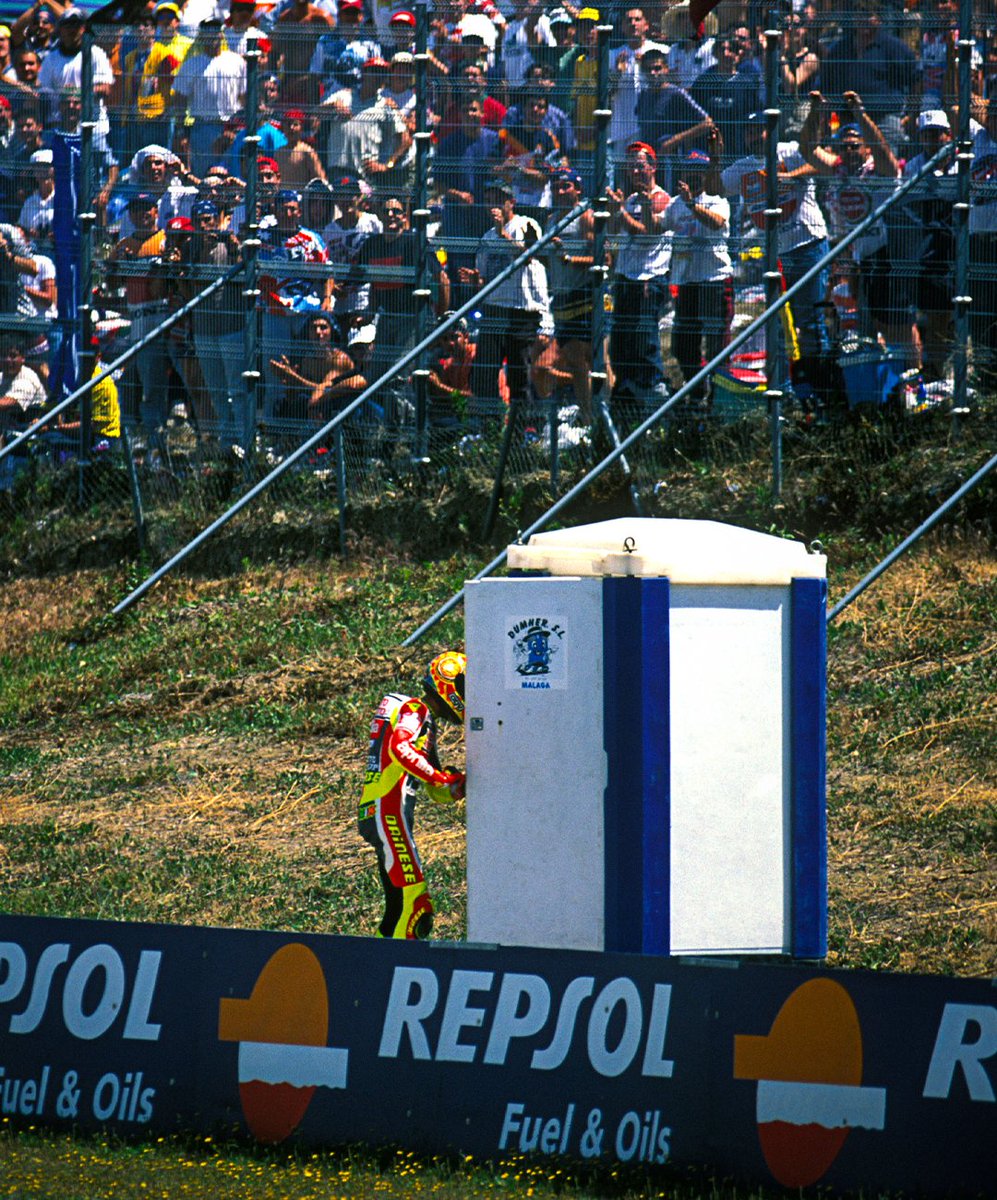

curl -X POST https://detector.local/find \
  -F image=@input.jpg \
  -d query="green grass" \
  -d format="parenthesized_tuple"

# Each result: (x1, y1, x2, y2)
(0, 1124, 831, 1200)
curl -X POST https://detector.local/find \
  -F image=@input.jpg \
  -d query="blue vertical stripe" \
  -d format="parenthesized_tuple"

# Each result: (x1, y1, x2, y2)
(790, 577, 828, 958)
(602, 578, 671, 955)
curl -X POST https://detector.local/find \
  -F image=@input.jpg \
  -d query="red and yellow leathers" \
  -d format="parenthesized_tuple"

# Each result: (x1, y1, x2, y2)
(358, 692, 464, 939)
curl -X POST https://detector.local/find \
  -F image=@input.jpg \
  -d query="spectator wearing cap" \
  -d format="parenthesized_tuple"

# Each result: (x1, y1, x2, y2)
(633, 47, 712, 190)
(568, 7, 601, 162)
(608, 7, 667, 170)
(661, 147, 732, 407)
(0, 96, 12, 156)
(384, 8, 415, 53)
(383, 50, 415, 113)
(9, 3, 57, 61)
(891, 108, 957, 383)
(800, 91, 905, 352)
(300, 174, 334, 236)
(308, 2, 382, 105)
(107, 190, 171, 443)
(183, 195, 250, 447)
(546, 9, 578, 112)
(274, 107, 325, 185)
(711, 114, 831, 412)
(326, 57, 407, 185)
(129, 3, 193, 155)
(36, 8, 115, 138)
(17, 144, 53, 244)
(171, 18, 247, 175)
(450, 0, 500, 72)
(605, 139, 671, 419)
(271, 0, 333, 105)
(316, 173, 381, 325)
(354, 193, 448, 436)
(545, 165, 596, 422)
(257, 186, 332, 421)
(459, 181, 549, 425)
(0, 24, 14, 78)
(821, 7, 920, 154)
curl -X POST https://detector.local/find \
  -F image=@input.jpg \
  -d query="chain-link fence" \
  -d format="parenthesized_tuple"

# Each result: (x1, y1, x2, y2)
(0, 0, 994, 575)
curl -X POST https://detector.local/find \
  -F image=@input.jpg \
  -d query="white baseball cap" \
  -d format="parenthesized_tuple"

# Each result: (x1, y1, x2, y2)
(917, 109, 950, 131)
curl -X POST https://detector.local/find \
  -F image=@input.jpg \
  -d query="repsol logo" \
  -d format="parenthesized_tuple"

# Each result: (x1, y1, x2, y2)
(0, 942, 163, 1042)
(378, 967, 674, 1078)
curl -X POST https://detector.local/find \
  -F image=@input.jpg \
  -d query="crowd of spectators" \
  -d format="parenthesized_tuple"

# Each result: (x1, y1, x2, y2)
(0, 0, 992, 467)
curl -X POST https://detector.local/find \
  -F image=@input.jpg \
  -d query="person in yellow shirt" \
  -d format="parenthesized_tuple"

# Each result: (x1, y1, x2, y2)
(57, 315, 126, 446)
(134, 2, 192, 154)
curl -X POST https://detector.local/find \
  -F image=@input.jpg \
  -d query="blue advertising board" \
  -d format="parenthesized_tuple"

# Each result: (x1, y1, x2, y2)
(0, 914, 993, 1196)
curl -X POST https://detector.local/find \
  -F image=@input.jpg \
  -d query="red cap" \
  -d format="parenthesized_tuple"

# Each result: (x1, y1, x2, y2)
(627, 140, 657, 161)
(284, 107, 306, 122)
(166, 216, 194, 231)
(390, 9, 415, 25)
(257, 155, 280, 173)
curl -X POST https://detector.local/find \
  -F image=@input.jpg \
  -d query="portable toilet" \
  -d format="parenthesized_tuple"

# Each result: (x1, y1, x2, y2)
(464, 518, 827, 959)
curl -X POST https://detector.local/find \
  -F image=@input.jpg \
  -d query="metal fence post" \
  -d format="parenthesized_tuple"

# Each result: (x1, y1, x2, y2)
(764, 12, 783, 501)
(77, 23, 97, 506)
(412, 0, 432, 466)
(592, 21, 642, 516)
(952, 0, 974, 437)
(241, 39, 262, 470)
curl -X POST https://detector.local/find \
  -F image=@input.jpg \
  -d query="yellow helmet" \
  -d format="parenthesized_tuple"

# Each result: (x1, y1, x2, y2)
(424, 651, 466, 722)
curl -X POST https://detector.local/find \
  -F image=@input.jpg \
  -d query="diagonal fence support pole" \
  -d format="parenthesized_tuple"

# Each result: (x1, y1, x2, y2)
(826, 450, 997, 623)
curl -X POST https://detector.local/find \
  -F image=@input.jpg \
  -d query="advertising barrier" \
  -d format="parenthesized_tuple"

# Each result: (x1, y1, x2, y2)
(0, 914, 993, 1196)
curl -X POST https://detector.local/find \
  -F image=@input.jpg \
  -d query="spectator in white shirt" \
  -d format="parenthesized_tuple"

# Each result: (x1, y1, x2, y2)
(172, 18, 247, 175)
(36, 8, 114, 139)
(17, 146, 53, 247)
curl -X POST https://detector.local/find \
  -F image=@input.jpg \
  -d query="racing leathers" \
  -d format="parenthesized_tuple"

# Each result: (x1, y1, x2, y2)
(358, 692, 465, 939)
